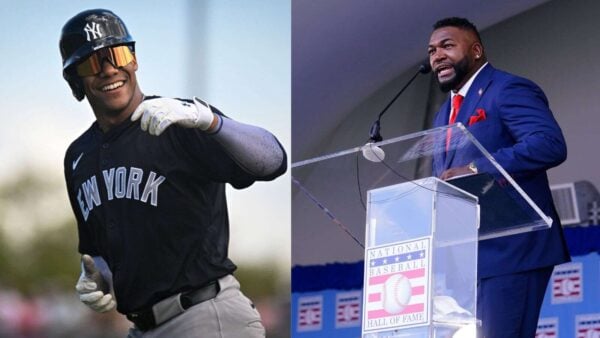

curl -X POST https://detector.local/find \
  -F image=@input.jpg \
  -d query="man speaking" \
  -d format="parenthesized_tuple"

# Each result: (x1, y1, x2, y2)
(428, 17, 570, 338)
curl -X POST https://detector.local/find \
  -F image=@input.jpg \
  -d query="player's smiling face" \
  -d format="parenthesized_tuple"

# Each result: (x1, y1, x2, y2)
(81, 57, 142, 124)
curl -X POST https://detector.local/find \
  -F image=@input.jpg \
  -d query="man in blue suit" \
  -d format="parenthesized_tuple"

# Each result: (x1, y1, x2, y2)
(428, 17, 570, 337)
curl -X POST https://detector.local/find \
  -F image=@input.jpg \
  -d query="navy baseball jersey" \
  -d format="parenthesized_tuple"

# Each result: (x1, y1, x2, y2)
(64, 98, 282, 314)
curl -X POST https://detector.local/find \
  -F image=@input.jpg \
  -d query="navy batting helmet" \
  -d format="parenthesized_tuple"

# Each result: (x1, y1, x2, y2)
(59, 9, 135, 101)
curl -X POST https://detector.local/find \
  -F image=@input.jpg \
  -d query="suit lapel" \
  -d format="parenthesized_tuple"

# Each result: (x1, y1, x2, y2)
(456, 64, 495, 126)
(444, 64, 495, 168)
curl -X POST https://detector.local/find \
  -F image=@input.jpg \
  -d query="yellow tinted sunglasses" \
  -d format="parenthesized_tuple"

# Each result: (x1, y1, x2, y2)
(76, 45, 135, 77)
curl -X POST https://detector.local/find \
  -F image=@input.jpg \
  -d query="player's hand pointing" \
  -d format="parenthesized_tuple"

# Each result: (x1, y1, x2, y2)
(131, 97, 217, 136)
(76, 254, 116, 313)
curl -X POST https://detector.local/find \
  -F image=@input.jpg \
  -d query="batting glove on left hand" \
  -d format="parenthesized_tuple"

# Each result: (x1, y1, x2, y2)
(131, 97, 216, 136)
(76, 255, 116, 313)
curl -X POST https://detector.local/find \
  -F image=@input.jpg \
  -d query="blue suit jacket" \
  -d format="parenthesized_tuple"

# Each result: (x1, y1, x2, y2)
(432, 64, 570, 278)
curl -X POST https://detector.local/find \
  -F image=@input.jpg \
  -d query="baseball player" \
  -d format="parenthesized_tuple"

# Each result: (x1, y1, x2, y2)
(60, 9, 286, 337)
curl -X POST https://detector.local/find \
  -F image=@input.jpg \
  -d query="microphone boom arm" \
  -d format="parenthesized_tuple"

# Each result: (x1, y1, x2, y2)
(369, 63, 431, 142)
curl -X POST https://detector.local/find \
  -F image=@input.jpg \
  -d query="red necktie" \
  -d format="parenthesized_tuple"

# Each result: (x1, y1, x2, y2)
(446, 94, 464, 151)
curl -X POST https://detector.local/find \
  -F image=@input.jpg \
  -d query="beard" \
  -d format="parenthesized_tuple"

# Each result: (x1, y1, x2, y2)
(436, 57, 470, 93)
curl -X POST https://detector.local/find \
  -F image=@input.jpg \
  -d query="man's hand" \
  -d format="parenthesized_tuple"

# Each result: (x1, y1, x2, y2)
(131, 97, 216, 136)
(75, 254, 116, 313)
(440, 165, 472, 180)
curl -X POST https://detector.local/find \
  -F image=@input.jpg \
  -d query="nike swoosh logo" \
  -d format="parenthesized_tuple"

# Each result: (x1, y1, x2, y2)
(72, 152, 84, 171)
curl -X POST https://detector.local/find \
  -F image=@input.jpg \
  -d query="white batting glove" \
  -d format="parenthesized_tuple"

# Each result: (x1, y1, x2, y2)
(75, 254, 116, 313)
(131, 97, 216, 136)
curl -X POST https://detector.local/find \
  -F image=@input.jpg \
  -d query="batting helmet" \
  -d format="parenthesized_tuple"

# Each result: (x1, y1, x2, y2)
(59, 9, 135, 101)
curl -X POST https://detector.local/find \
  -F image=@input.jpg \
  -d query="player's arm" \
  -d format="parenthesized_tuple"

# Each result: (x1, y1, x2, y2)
(75, 254, 116, 313)
(64, 150, 116, 312)
(65, 152, 116, 313)
(205, 108, 287, 180)
(131, 97, 287, 179)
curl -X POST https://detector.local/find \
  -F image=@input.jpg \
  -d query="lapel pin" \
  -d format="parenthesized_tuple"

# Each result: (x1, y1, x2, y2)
(478, 88, 483, 96)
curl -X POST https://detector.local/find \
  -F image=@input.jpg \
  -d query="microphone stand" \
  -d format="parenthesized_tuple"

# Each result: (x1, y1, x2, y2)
(369, 63, 431, 142)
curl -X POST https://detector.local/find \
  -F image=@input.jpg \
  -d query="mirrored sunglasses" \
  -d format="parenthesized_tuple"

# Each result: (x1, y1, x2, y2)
(76, 45, 135, 77)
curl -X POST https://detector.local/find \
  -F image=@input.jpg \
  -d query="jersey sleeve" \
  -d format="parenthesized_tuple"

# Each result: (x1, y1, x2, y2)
(64, 147, 100, 256)
(169, 125, 256, 189)
(209, 111, 287, 181)
(168, 104, 286, 189)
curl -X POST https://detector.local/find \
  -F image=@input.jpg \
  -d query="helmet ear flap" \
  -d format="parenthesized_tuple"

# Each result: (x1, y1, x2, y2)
(70, 79, 85, 102)
(64, 71, 85, 101)
(60, 9, 135, 101)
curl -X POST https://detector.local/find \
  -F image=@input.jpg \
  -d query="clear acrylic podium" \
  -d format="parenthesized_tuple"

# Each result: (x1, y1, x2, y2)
(292, 124, 553, 337)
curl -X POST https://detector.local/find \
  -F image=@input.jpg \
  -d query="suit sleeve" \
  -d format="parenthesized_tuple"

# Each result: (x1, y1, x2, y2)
(475, 77, 567, 176)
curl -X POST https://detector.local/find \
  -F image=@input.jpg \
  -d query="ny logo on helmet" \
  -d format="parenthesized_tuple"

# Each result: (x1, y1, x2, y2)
(84, 22, 103, 41)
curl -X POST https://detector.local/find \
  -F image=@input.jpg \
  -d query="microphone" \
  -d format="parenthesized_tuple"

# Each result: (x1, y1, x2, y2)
(363, 62, 431, 162)
(368, 62, 431, 142)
